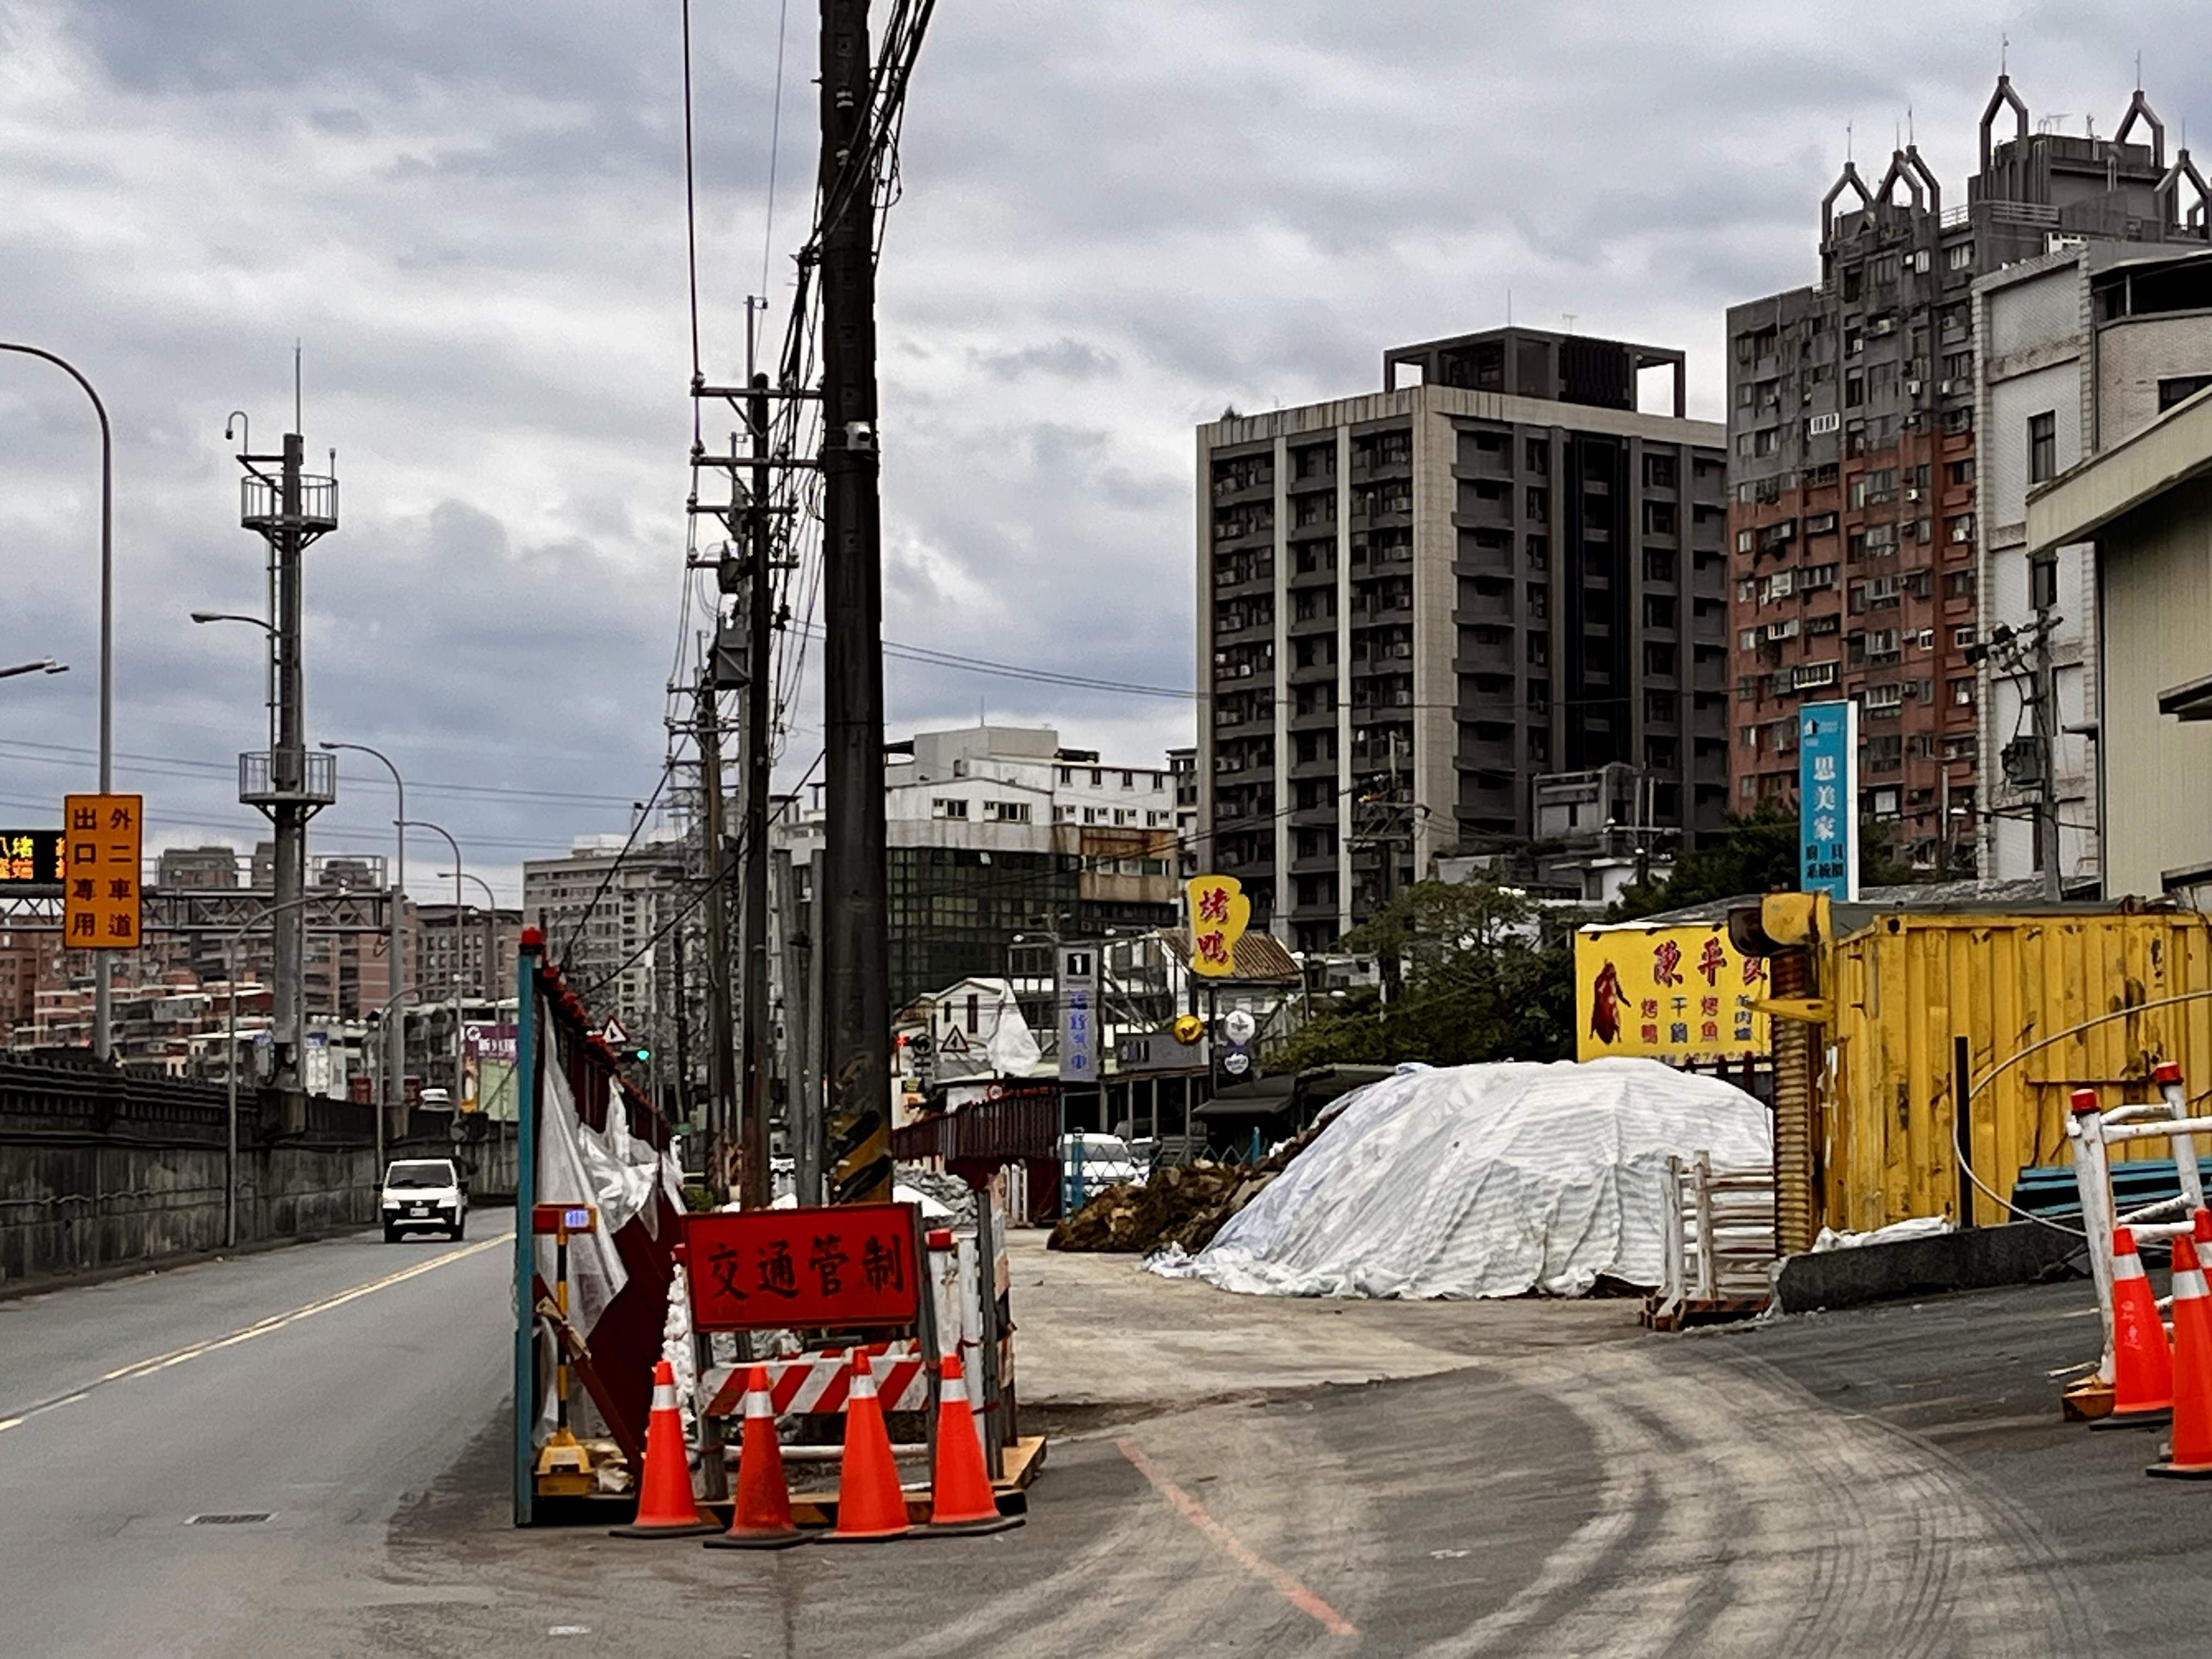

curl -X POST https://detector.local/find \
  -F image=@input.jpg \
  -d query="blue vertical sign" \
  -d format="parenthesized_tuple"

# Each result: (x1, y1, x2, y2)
(1798, 699, 1859, 900)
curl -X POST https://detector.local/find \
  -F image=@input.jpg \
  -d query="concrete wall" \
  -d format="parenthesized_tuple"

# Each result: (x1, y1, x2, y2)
(2098, 314, 2212, 447)
(0, 1057, 517, 1289)
(2100, 475, 2212, 897)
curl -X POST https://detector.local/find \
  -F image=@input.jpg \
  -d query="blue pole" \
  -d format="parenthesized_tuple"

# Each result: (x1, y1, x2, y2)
(511, 933, 543, 1526)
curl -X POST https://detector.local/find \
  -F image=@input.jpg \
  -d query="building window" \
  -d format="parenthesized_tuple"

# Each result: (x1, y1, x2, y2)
(983, 800, 1031, 823)
(2028, 412, 2057, 483)
(931, 798, 968, 820)
(1951, 678, 1976, 706)
(1946, 240, 1974, 271)
(2158, 375, 2212, 413)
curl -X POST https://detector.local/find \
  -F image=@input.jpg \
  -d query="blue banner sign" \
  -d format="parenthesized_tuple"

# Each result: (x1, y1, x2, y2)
(1798, 699, 1859, 900)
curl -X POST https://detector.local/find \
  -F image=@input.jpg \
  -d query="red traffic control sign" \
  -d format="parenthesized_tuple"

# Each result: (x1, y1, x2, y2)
(531, 1203, 598, 1235)
(685, 1204, 921, 1331)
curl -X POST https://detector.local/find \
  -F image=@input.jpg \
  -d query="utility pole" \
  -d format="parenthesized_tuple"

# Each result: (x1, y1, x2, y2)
(670, 913, 693, 1126)
(776, 845, 821, 1204)
(739, 357, 775, 1208)
(2030, 602, 2062, 901)
(234, 424, 337, 1127)
(696, 673, 738, 1200)
(818, 0, 894, 1206)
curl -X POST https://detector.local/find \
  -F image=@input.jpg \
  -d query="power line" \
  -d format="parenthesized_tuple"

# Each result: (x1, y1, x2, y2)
(789, 620, 1198, 701)
(0, 737, 646, 808)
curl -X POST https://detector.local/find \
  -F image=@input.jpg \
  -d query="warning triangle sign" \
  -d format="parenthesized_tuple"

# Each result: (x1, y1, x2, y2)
(938, 1025, 970, 1057)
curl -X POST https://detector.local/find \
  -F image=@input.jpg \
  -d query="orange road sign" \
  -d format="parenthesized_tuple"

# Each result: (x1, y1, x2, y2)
(63, 794, 142, 949)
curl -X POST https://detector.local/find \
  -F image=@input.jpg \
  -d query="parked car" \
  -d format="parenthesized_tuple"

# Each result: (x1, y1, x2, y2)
(1059, 1132, 1146, 1204)
(380, 1158, 468, 1242)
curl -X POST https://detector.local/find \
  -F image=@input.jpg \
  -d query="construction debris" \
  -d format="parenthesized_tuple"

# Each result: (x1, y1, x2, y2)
(1049, 1131, 1319, 1255)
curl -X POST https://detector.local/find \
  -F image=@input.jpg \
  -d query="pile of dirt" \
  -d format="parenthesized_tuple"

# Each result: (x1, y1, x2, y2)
(1048, 1130, 1320, 1255)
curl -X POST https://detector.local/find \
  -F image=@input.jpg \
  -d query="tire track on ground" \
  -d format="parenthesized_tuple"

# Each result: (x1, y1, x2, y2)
(1420, 1343, 2101, 1658)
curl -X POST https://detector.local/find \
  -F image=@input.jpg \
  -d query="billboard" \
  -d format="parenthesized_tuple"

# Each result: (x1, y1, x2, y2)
(1575, 923, 1769, 1063)
(0, 830, 65, 895)
(1184, 873, 1250, 977)
(1798, 699, 1859, 901)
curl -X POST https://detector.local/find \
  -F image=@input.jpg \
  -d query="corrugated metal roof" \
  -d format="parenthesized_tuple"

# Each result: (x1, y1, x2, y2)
(1159, 928, 1304, 984)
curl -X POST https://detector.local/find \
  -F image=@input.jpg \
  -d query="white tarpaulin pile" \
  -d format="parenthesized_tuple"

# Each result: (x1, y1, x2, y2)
(1148, 1058, 1771, 1299)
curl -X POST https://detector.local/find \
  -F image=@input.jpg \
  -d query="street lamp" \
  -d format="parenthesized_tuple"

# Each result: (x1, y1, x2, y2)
(0, 658, 67, 679)
(3, 342, 114, 1062)
(188, 611, 273, 633)
(398, 819, 465, 1106)
(444, 868, 505, 1133)
(321, 740, 407, 1156)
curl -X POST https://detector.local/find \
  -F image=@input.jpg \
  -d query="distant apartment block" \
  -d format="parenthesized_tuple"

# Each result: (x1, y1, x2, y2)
(1724, 75, 2209, 873)
(1196, 326, 1729, 951)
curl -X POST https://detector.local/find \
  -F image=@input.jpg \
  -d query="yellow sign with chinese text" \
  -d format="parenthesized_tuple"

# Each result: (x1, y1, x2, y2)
(1185, 873, 1250, 979)
(63, 793, 143, 949)
(1575, 922, 1769, 1063)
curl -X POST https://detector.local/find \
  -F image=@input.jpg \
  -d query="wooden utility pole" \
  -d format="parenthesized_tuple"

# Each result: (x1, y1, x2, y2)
(817, 0, 893, 1205)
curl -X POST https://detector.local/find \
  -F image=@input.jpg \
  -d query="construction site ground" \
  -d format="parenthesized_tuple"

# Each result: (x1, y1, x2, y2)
(6, 1222, 2210, 1655)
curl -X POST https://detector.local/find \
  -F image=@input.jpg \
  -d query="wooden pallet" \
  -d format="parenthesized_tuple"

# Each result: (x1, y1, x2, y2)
(1642, 1293, 1769, 1333)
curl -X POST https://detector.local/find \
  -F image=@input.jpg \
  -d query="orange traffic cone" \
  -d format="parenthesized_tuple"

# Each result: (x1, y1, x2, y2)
(2100, 1227, 2175, 1430)
(924, 1352, 1020, 1535)
(610, 1359, 720, 1537)
(706, 1364, 812, 1549)
(821, 1348, 912, 1543)
(2150, 1233, 2212, 1477)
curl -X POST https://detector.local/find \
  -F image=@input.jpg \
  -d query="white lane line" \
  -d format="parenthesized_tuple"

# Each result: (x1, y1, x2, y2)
(0, 1233, 508, 1432)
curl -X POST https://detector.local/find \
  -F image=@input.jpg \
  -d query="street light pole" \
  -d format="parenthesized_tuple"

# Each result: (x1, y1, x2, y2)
(321, 740, 407, 1167)
(2, 343, 114, 1062)
(444, 868, 502, 1111)
(0, 659, 67, 679)
(399, 819, 464, 1105)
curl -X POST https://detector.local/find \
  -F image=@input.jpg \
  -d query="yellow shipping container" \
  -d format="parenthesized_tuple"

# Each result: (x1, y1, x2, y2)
(1762, 898, 2212, 1234)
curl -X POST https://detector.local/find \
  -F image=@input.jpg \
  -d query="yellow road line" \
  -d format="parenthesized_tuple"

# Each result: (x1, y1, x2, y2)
(2, 1233, 507, 1432)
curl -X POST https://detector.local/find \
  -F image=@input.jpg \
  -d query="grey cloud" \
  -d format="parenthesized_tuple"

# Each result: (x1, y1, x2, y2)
(972, 338, 1120, 382)
(13, 0, 2212, 895)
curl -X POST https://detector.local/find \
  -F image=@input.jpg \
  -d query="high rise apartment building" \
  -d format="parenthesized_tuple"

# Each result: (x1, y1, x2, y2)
(522, 832, 688, 1039)
(1724, 77, 2207, 871)
(1197, 327, 1729, 952)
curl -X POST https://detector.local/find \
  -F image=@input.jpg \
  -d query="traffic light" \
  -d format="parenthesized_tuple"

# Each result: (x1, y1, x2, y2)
(618, 1043, 652, 1066)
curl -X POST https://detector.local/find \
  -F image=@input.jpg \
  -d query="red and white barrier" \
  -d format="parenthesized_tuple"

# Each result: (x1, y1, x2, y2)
(700, 1345, 929, 1419)
(2069, 1064, 2212, 1386)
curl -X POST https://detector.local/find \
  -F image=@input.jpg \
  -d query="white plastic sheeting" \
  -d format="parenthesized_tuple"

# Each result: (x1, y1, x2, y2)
(1147, 1058, 1773, 1300)
(534, 1039, 630, 1338)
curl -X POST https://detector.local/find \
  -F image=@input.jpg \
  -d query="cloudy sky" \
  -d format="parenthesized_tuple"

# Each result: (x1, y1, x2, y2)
(5, 0, 2210, 902)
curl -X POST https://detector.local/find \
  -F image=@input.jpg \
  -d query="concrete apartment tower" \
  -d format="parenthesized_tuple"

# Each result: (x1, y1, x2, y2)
(1724, 76, 2209, 877)
(1195, 326, 1729, 953)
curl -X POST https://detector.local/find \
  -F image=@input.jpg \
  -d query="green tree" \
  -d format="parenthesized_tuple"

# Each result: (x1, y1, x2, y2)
(1610, 800, 1945, 923)
(1273, 879, 1576, 1070)
(1611, 802, 1799, 921)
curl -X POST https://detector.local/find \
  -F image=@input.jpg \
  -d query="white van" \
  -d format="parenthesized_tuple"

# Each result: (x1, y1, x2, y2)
(380, 1158, 468, 1242)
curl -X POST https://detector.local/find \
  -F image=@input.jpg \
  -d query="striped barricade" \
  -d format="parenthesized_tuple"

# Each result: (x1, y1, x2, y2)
(701, 1344, 929, 1419)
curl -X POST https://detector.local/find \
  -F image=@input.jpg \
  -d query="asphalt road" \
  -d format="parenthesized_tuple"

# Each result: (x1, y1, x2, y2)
(0, 1222, 515, 1659)
(3, 1227, 2204, 1656)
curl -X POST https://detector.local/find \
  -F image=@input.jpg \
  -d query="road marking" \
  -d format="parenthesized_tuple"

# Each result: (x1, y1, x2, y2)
(0, 1233, 507, 1432)
(1115, 1436, 1357, 1639)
